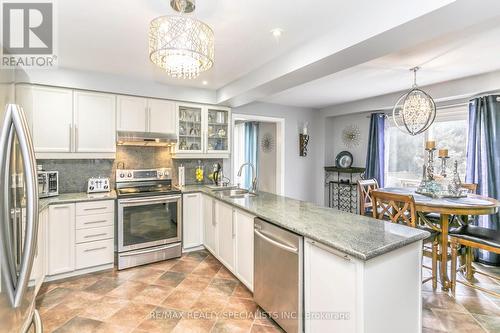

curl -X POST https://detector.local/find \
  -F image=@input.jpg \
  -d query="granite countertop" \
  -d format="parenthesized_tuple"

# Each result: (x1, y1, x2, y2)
(39, 191, 117, 212)
(180, 185, 429, 261)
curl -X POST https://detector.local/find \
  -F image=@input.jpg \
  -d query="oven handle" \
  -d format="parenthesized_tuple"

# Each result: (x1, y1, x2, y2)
(118, 195, 181, 205)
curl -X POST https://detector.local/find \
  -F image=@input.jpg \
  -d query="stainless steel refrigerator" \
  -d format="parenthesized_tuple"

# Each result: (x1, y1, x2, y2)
(0, 98, 43, 332)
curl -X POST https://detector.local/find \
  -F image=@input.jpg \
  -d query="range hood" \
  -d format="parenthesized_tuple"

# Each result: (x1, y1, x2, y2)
(116, 131, 177, 147)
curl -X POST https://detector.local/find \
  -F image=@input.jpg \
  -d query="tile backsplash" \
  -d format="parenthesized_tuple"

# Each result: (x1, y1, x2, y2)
(38, 146, 223, 193)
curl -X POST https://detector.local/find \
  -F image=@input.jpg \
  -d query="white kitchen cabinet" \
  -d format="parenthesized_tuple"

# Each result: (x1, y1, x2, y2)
(216, 201, 235, 271)
(183, 193, 203, 250)
(202, 194, 217, 255)
(16, 84, 116, 158)
(75, 239, 114, 270)
(22, 85, 73, 153)
(116, 95, 148, 132)
(45, 200, 115, 280)
(117, 95, 176, 134)
(47, 204, 76, 275)
(74, 91, 116, 153)
(149, 98, 176, 134)
(234, 209, 254, 290)
(30, 208, 48, 292)
(175, 103, 231, 159)
(304, 239, 423, 333)
(206, 107, 231, 155)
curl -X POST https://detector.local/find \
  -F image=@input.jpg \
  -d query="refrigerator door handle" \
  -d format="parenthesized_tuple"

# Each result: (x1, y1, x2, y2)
(0, 104, 39, 308)
(0, 107, 17, 304)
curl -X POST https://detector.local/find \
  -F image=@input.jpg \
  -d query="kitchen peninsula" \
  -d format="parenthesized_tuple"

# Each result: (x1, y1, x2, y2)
(181, 186, 429, 333)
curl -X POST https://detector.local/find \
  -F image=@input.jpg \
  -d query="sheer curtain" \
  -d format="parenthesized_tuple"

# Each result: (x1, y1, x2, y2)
(466, 95, 500, 265)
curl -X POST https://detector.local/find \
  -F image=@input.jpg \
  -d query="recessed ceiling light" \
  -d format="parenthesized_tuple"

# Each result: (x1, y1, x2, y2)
(271, 28, 284, 39)
(202, 80, 208, 85)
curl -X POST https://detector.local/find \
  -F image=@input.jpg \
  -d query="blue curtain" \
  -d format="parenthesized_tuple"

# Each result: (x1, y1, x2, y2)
(365, 113, 385, 186)
(244, 122, 259, 188)
(466, 95, 500, 265)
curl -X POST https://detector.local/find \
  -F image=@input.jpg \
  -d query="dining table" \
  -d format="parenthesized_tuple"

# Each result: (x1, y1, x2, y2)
(376, 187, 500, 290)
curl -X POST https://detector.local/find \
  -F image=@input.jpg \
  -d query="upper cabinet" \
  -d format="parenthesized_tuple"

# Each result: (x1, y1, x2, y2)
(206, 108, 230, 155)
(149, 99, 176, 134)
(176, 103, 231, 158)
(177, 103, 204, 154)
(117, 95, 177, 134)
(16, 85, 116, 158)
(116, 96, 147, 132)
(19, 85, 73, 153)
(74, 91, 116, 153)
(16, 84, 229, 159)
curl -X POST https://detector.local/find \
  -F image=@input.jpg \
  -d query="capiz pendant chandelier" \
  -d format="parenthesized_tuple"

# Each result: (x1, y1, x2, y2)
(392, 67, 436, 136)
(149, 0, 214, 79)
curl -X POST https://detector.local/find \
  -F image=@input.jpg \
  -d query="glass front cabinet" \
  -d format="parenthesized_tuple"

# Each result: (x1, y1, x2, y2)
(175, 103, 231, 158)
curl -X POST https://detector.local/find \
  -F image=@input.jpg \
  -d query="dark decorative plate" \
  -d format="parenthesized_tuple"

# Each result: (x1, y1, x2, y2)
(335, 151, 353, 168)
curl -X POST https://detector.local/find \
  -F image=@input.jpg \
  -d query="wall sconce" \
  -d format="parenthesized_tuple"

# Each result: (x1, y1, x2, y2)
(299, 122, 309, 157)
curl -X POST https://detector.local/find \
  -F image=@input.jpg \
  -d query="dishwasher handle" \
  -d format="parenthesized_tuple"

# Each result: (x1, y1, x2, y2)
(254, 229, 298, 254)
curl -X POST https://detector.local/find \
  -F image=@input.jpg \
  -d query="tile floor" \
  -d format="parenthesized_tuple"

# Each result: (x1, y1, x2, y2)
(35, 250, 500, 333)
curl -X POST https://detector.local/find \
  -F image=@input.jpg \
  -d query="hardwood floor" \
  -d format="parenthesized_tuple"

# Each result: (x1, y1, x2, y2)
(34, 250, 500, 332)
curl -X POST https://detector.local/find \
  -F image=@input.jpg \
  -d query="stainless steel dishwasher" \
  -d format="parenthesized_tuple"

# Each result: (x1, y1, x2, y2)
(254, 218, 303, 333)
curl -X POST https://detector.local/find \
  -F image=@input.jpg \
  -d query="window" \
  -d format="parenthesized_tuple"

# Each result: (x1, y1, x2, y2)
(384, 105, 468, 187)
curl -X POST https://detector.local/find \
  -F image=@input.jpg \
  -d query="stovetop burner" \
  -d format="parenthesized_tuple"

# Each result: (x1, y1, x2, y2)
(115, 168, 180, 198)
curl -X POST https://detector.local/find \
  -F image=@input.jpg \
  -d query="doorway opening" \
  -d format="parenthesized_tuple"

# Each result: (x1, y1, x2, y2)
(231, 114, 285, 195)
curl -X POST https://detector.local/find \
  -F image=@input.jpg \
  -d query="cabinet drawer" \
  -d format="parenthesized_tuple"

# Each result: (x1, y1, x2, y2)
(76, 213, 114, 229)
(76, 200, 114, 216)
(76, 225, 113, 244)
(75, 239, 114, 269)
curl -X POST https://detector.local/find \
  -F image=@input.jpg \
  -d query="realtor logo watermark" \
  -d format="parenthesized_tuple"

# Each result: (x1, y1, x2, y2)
(1, 0, 57, 68)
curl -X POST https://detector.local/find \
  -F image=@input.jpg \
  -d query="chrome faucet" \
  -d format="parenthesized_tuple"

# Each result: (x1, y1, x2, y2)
(237, 162, 257, 193)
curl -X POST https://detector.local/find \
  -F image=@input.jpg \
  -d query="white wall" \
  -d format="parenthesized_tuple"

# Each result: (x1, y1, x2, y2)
(258, 122, 277, 194)
(324, 112, 371, 167)
(232, 102, 322, 203)
(18, 68, 217, 104)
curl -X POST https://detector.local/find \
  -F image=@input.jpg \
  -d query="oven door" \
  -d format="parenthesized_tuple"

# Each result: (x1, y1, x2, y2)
(118, 195, 181, 252)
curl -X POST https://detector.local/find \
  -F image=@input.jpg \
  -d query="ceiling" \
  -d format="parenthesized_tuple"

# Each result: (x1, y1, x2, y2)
(56, 0, 500, 109)
(262, 19, 500, 109)
(58, 0, 377, 89)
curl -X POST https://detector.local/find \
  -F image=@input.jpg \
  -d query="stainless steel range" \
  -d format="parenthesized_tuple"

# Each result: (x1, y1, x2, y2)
(116, 168, 182, 270)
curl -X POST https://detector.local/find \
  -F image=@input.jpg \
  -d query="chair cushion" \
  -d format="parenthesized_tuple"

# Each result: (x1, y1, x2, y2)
(449, 225, 500, 250)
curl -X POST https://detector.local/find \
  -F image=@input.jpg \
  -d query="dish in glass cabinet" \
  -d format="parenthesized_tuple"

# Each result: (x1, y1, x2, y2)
(217, 128, 226, 138)
(335, 151, 353, 168)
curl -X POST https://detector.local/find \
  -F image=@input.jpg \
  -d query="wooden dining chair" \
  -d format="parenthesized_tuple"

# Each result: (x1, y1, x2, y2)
(371, 190, 439, 289)
(450, 226, 500, 297)
(357, 179, 379, 217)
(461, 183, 478, 194)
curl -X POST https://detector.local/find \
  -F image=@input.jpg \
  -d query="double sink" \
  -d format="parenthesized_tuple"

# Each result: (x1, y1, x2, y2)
(208, 186, 257, 199)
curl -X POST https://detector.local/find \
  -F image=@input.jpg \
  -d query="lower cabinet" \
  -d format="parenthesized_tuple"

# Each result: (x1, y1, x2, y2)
(183, 193, 203, 250)
(234, 209, 254, 290)
(304, 238, 423, 333)
(47, 204, 76, 275)
(216, 200, 236, 272)
(202, 196, 255, 291)
(46, 200, 115, 279)
(30, 209, 48, 291)
(202, 195, 217, 255)
(75, 239, 114, 270)
(304, 239, 357, 333)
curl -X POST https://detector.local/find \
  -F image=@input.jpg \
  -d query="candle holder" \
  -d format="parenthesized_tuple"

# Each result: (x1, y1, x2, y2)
(439, 156, 449, 177)
(425, 147, 436, 181)
(299, 134, 309, 157)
